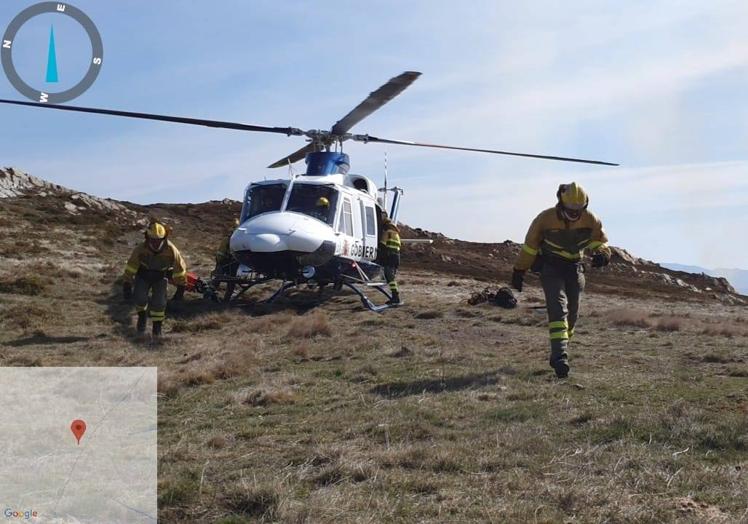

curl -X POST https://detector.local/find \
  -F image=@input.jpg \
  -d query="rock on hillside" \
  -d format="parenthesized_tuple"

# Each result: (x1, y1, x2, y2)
(1, 166, 144, 224)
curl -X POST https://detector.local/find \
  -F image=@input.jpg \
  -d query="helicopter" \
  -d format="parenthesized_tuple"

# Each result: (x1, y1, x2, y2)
(0, 71, 617, 311)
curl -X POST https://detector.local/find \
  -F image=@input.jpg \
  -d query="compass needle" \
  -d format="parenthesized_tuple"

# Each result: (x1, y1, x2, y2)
(46, 25, 58, 83)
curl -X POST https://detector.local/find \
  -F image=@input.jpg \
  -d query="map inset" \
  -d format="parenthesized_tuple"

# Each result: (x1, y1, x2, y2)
(0, 367, 157, 523)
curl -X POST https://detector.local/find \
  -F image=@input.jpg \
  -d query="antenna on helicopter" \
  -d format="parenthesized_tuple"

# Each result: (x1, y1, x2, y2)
(383, 152, 388, 210)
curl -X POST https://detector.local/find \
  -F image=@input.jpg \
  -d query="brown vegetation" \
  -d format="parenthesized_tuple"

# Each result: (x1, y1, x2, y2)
(171, 313, 233, 333)
(233, 386, 297, 407)
(1, 188, 746, 522)
(0, 274, 48, 296)
(286, 311, 332, 338)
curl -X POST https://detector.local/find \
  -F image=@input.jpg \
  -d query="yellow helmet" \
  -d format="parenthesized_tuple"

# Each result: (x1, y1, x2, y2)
(145, 222, 168, 252)
(558, 182, 588, 209)
(146, 222, 167, 239)
(557, 182, 588, 221)
(316, 196, 330, 208)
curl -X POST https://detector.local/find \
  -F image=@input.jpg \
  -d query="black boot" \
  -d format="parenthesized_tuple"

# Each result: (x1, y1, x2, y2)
(552, 360, 569, 379)
(136, 311, 147, 334)
(387, 291, 401, 305)
(550, 349, 569, 378)
(152, 321, 163, 339)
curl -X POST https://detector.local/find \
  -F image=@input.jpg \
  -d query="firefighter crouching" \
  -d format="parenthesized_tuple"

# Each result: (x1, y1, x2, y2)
(511, 182, 611, 378)
(379, 216, 402, 305)
(122, 221, 187, 338)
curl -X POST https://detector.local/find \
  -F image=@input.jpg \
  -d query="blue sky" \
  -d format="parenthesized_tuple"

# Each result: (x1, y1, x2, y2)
(2, 1, 747, 268)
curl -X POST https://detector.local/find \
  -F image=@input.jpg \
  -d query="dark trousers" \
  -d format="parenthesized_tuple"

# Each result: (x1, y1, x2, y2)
(133, 276, 168, 322)
(540, 261, 585, 365)
(381, 250, 400, 294)
(384, 265, 398, 293)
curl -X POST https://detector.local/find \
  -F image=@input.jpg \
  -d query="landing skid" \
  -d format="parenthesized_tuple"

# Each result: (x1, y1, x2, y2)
(342, 280, 396, 312)
(211, 270, 274, 304)
(265, 281, 297, 304)
(339, 261, 400, 313)
(212, 263, 399, 312)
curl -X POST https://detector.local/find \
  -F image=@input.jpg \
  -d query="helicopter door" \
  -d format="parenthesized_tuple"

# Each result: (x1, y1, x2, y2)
(361, 202, 377, 261)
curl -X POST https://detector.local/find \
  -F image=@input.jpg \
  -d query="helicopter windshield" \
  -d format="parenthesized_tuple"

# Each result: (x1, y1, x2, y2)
(242, 183, 287, 221)
(286, 184, 339, 225)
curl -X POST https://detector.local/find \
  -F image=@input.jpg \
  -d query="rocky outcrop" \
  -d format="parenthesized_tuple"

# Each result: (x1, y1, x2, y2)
(1, 167, 146, 225)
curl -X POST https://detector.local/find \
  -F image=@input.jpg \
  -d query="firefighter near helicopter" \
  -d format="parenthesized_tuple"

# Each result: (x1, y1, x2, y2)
(0, 71, 618, 311)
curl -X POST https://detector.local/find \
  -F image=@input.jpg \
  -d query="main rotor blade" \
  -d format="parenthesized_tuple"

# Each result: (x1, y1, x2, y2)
(330, 71, 421, 135)
(0, 98, 304, 136)
(268, 143, 316, 168)
(351, 135, 619, 166)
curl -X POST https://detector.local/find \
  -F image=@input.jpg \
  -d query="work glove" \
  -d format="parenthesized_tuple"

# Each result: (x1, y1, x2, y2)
(172, 285, 185, 302)
(511, 269, 525, 292)
(122, 281, 133, 300)
(591, 252, 610, 268)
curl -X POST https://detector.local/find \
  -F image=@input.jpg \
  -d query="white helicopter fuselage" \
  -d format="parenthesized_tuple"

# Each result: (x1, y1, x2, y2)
(230, 172, 385, 281)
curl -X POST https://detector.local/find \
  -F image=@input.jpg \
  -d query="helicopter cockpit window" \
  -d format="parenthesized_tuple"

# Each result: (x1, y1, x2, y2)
(286, 184, 339, 225)
(243, 183, 287, 220)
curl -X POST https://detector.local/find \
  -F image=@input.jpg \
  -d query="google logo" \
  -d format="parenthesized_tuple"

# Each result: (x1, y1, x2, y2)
(3, 508, 37, 519)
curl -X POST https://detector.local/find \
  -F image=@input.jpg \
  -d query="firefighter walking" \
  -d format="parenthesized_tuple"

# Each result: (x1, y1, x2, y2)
(122, 221, 187, 339)
(379, 215, 402, 305)
(511, 183, 610, 378)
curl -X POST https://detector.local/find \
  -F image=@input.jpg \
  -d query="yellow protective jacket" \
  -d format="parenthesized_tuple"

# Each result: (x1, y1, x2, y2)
(123, 240, 188, 285)
(215, 235, 231, 263)
(380, 222, 401, 253)
(514, 206, 610, 271)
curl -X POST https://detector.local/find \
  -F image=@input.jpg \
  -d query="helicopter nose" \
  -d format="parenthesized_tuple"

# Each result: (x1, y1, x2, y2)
(230, 228, 288, 253)
(250, 233, 286, 252)
(230, 211, 332, 254)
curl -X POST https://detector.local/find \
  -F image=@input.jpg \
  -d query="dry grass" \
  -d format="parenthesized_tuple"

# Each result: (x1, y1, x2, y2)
(607, 308, 652, 328)
(171, 313, 233, 333)
(0, 274, 48, 296)
(233, 386, 297, 407)
(251, 312, 293, 333)
(206, 434, 230, 449)
(607, 308, 685, 332)
(2, 194, 746, 522)
(221, 481, 280, 520)
(653, 316, 683, 332)
(291, 342, 310, 360)
(0, 303, 56, 331)
(699, 324, 746, 338)
(286, 311, 332, 338)
(161, 350, 258, 395)
(414, 309, 444, 319)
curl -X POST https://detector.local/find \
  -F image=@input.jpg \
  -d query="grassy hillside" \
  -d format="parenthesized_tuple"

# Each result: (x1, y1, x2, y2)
(0, 180, 746, 522)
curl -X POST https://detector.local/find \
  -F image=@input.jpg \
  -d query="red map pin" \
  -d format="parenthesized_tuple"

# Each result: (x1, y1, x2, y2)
(71, 419, 87, 445)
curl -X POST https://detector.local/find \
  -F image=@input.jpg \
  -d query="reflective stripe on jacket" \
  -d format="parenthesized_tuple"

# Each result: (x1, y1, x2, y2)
(123, 240, 188, 285)
(380, 223, 401, 253)
(514, 206, 610, 271)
